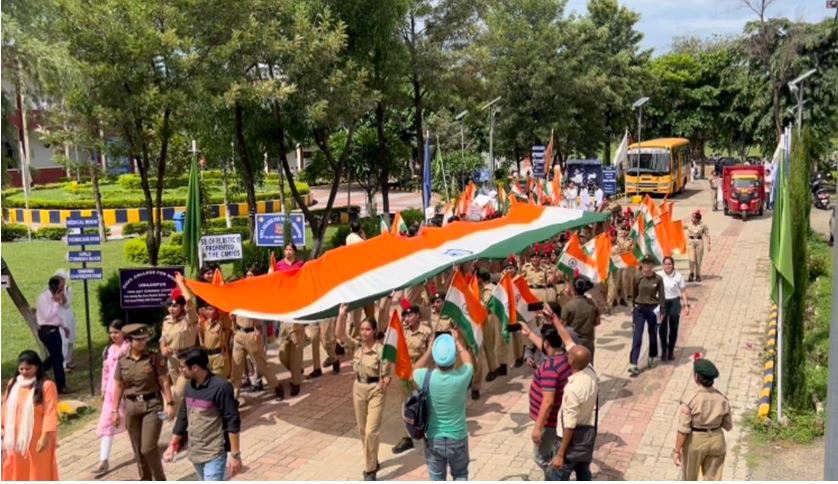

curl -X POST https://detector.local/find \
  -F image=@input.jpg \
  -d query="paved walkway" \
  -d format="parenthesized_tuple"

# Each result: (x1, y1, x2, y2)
(56, 182, 769, 481)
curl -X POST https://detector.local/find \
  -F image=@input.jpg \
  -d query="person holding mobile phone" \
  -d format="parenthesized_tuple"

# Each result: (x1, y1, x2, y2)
(35, 275, 72, 393)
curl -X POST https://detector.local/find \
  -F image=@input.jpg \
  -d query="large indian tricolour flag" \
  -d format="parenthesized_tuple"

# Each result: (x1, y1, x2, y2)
(185, 205, 609, 322)
(442, 271, 488, 353)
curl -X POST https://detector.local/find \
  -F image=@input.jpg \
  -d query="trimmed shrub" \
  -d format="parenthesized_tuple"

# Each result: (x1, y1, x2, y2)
(118, 173, 188, 190)
(809, 254, 829, 282)
(122, 221, 175, 237)
(206, 217, 249, 229)
(169, 232, 183, 245)
(158, 244, 186, 265)
(63, 181, 92, 195)
(329, 225, 351, 248)
(400, 208, 425, 228)
(1, 223, 29, 242)
(233, 242, 276, 277)
(124, 238, 150, 264)
(35, 226, 69, 240)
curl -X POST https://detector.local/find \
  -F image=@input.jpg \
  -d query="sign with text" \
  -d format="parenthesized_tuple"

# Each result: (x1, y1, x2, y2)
(199, 234, 243, 262)
(67, 234, 101, 246)
(70, 268, 103, 281)
(68, 250, 103, 263)
(602, 167, 618, 195)
(532, 145, 546, 179)
(119, 266, 185, 309)
(66, 217, 100, 228)
(255, 213, 306, 247)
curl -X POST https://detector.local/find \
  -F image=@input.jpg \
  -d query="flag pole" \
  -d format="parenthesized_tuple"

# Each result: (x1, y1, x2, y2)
(777, 283, 784, 422)
(824, 174, 838, 480)
(436, 134, 451, 202)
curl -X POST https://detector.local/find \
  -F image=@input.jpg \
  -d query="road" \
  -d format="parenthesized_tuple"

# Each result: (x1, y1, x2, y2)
(56, 179, 770, 481)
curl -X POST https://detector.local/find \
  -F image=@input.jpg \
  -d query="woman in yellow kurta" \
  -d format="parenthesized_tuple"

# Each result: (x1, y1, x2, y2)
(2, 350, 60, 481)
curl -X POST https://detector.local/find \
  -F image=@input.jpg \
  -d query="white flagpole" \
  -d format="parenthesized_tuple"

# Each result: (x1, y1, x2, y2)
(777, 125, 791, 423)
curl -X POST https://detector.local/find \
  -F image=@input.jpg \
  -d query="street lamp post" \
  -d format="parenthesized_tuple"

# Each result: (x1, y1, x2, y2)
(788, 68, 816, 133)
(480, 97, 502, 186)
(631, 96, 649, 199)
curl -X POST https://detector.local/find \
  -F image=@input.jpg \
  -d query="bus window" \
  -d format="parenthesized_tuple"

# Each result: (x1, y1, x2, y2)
(628, 152, 670, 175)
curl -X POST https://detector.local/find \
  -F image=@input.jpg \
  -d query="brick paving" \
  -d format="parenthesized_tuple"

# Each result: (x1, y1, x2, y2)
(56, 182, 769, 481)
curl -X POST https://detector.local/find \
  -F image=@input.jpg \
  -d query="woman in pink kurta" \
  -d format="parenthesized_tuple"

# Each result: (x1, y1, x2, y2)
(92, 321, 130, 476)
(1, 350, 60, 481)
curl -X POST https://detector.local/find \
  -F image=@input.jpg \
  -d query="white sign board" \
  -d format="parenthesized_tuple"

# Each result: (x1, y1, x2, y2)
(199, 234, 243, 262)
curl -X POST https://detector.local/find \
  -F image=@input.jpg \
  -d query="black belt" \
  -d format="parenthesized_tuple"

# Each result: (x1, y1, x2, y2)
(531, 285, 548, 289)
(206, 348, 224, 356)
(126, 392, 160, 402)
(691, 427, 720, 432)
(235, 325, 256, 333)
(636, 303, 658, 309)
(689, 236, 702, 240)
(38, 326, 61, 334)
(356, 376, 380, 384)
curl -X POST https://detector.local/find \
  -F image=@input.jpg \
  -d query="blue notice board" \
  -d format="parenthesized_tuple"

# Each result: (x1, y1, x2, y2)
(602, 167, 618, 195)
(532, 145, 546, 178)
(255, 213, 306, 247)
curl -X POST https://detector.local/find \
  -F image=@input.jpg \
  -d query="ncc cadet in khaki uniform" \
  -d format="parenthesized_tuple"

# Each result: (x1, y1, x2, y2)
(159, 277, 200, 404)
(674, 358, 732, 481)
(278, 323, 304, 396)
(476, 268, 501, 384)
(618, 228, 636, 304)
(197, 299, 231, 379)
(429, 292, 454, 333)
(500, 256, 526, 369)
(111, 324, 174, 481)
(305, 318, 341, 379)
(230, 315, 285, 400)
(686, 211, 711, 282)
(392, 305, 431, 455)
(709, 172, 720, 210)
(522, 245, 556, 305)
(335, 303, 392, 481)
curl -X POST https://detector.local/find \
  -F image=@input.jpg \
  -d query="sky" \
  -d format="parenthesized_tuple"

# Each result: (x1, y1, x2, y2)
(564, 0, 835, 54)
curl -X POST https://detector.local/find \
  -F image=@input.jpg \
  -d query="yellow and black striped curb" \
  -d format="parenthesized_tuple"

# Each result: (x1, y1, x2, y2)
(758, 303, 779, 420)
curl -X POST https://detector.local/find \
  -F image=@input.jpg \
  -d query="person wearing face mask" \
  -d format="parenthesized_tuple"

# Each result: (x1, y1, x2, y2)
(2, 351, 60, 481)
(656, 257, 690, 361)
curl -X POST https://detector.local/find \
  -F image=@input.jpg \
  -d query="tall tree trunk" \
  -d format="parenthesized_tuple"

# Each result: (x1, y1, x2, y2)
(150, 108, 172, 266)
(128, 118, 160, 266)
(94, 126, 108, 242)
(1, 258, 47, 357)
(234, 104, 258, 240)
(376, 102, 390, 217)
(409, 13, 425, 180)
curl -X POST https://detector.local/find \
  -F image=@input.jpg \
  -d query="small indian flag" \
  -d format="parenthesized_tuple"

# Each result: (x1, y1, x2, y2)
(644, 221, 665, 265)
(558, 232, 600, 282)
(511, 275, 543, 323)
(582, 233, 613, 283)
(382, 311, 412, 381)
(391, 212, 408, 236)
(510, 182, 525, 200)
(268, 252, 277, 274)
(442, 271, 488, 353)
(630, 216, 648, 260)
(379, 216, 390, 235)
(610, 251, 638, 274)
(551, 166, 562, 205)
(669, 220, 687, 255)
(441, 202, 454, 225)
(640, 194, 660, 225)
(487, 272, 517, 341)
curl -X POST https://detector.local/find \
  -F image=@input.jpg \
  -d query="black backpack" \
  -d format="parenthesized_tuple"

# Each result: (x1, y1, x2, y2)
(403, 369, 433, 440)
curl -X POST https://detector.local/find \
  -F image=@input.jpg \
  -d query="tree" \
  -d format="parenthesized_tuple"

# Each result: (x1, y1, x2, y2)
(57, 0, 205, 265)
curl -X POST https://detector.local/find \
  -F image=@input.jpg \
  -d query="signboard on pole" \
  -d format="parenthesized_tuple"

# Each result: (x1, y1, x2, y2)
(602, 167, 618, 195)
(67, 234, 101, 246)
(68, 250, 103, 263)
(119, 267, 185, 309)
(70, 268, 104, 280)
(255, 213, 306, 247)
(532, 145, 546, 179)
(199, 234, 243, 262)
(66, 217, 100, 228)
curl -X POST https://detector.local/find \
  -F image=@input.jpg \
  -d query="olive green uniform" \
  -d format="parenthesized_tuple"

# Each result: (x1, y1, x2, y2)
(678, 386, 733, 481)
(115, 350, 168, 481)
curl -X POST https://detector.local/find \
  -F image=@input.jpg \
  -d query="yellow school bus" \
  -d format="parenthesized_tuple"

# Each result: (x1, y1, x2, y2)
(624, 138, 690, 195)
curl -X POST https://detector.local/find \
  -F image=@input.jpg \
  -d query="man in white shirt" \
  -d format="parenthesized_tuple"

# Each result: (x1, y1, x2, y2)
(345, 221, 365, 246)
(36, 275, 72, 393)
(594, 185, 604, 211)
(564, 182, 578, 209)
(579, 187, 591, 212)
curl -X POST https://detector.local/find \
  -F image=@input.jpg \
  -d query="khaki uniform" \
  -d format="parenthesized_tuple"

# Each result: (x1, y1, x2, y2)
(606, 243, 623, 308)
(279, 323, 305, 386)
(200, 317, 230, 378)
(678, 386, 733, 481)
(346, 339, 391, 473)
(709, 176, 719, 209)
(686, 222, 710, 277)
(160, 307, 199, 402)
(522, 262, 555, 304)
(477, 283, 501, 385)
(307, 318, 338, 370)
(430, 311, 455, 333)
(231, 317, 280, 396)
(618, 235, 637, 301)
(115, 350, 167, 481)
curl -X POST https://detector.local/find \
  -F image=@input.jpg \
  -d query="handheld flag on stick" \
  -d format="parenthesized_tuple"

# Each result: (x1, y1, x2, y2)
(443, 271, 488, 353)
(382, 311, 412, 381)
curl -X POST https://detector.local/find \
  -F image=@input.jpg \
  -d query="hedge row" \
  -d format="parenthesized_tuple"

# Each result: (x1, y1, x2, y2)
(2, 184, 310, 209)
(123, 238, 187, 265)
(1, 224, 109, 241)
(122, 221, 176, 237)
(1, 223, 29, 241)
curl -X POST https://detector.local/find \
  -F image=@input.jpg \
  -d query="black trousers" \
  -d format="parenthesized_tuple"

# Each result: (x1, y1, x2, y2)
(659, 298, 681, 357)
(38, 327, 66, 391)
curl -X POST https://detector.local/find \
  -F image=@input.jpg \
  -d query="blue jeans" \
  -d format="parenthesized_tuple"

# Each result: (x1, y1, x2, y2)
(193, 453, 227, 481)
(630, 305, 658, 365)
(425, 438, 469, 481)
(546, 461, 592, 481)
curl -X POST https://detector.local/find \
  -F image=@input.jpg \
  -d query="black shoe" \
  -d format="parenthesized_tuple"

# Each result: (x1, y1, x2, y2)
(498, 364, 508, 376)
(471, 389, 480, 400)
(274, 385, 285, 401)
(485, 370, 498, 382)
(619, 299, 628, 307)
(335, 343, 346, 356)
(306, 369, 323, 379)
(688, 273, 695, 282)
(696, 275, 702, 282)
(290, 383, 301, 396)
(392, 437, 414, 454)
(363, 471, 377, 481)
(332, 360, 341, 374)
(514, 358, 524, 368)
(253, 381, 265, 392)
